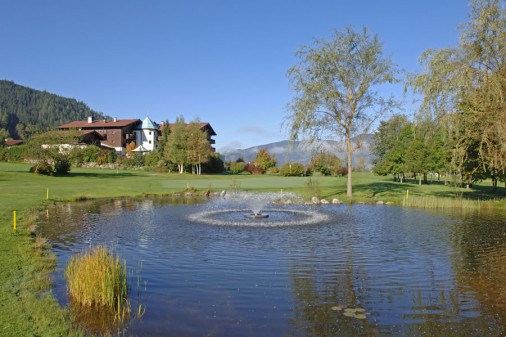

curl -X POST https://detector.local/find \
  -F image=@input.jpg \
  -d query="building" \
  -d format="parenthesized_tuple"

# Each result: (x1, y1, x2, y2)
(133, 117, 158, 153)
(58, 117, 140, 154)
(57, 116, 217, 154)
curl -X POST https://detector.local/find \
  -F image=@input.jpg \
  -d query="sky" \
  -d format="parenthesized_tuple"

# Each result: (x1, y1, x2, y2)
(0, 0, 470, 152)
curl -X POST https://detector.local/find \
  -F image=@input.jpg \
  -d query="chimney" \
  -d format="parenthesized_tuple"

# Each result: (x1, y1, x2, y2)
(87, 116, 93, 123)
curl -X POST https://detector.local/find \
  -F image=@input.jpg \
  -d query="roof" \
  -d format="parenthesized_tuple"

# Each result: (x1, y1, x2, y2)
(58, 119, 140, 129)
(140, 116, 157, 130)
(132, 144, 149, 152)
(160, 122, 217, 136)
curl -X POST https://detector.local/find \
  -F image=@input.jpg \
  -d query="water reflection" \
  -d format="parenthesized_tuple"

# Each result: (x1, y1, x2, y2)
(40, 199, 506, 336)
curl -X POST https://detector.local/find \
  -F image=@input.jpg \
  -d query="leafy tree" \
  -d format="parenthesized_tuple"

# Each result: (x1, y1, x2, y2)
(187, 120, 212, 175)
(164, 116, 188, 174)
(253, 148, 277, 174)
(310, 151, 343, 176)
(410, 0, 506, 189)
(126, 141, 137, 156)
(202, 153, 225, 173)
(286, 26, 398, 197)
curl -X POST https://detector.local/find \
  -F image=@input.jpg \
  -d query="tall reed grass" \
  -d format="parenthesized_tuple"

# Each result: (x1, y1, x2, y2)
(65, 246, 130, 320)
(402, 195, 482, 209)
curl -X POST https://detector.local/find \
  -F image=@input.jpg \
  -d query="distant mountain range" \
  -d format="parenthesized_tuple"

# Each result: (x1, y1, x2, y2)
(220, 135, 375, 168)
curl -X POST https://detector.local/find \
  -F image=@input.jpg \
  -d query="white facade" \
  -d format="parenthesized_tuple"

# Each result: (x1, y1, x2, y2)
(134, 117, 158, 152)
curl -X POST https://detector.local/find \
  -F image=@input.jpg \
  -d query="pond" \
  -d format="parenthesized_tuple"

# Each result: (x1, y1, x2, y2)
(40, 196, 506, 336)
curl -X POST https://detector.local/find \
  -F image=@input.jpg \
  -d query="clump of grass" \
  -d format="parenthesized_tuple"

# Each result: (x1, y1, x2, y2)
(65, 246, 130, 320)
(402, 195, 481, 209)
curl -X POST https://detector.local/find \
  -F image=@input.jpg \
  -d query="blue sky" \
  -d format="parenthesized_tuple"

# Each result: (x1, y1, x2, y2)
(1, 1, 469, 151)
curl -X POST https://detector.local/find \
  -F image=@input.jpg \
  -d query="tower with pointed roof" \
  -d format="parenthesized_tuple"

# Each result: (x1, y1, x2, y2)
(134, 116, 158, 152)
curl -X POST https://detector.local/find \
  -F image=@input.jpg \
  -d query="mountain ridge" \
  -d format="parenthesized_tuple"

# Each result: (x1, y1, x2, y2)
(220, 135, 374, 168)
(0, 80, 109, 140)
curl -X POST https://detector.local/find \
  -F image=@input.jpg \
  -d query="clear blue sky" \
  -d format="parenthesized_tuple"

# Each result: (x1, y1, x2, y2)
(0, 0, 469, 151)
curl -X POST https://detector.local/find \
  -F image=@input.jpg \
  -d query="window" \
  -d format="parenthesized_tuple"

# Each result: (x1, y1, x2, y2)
(149, 131, 152, 135)
(149, 140, 152, 144)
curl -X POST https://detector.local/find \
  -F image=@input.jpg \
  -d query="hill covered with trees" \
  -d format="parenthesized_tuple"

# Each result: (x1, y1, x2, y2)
(0, 80, 109, 140)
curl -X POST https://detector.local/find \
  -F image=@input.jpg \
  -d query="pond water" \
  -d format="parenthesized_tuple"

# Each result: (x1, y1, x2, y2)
(40, 197, 506, 336)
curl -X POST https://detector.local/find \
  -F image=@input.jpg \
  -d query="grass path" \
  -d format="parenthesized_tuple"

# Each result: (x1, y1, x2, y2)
(0, 162, 504, 336)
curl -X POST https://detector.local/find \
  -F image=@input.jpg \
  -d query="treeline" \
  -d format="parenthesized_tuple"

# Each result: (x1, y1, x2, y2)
(373, 0, 505, 190)
(0, 80, 109, 140)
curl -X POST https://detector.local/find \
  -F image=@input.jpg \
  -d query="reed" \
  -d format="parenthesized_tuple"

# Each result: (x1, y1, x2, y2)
(402, 195, 482, 209)
(65, 246, 130, 320)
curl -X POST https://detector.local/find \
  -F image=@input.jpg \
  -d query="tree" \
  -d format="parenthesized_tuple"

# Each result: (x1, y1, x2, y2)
(310, 151, 343, 176)
(164, 116, 188, 174)
(410, 0, 506, 189)
(186, 120, 212, 175)
(253, 148, 277, 174)
(286, 26, 398, 197)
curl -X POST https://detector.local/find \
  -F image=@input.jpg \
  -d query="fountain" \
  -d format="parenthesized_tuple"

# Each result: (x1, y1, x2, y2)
(188, 191, 331, 227)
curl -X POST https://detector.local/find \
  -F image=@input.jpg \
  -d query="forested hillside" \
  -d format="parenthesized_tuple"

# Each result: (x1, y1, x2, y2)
(0, 80, 109, 140)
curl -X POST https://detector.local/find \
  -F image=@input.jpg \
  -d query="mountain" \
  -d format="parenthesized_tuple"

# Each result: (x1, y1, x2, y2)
(0, 80, 110, 140)
(220, 135, 375, 168)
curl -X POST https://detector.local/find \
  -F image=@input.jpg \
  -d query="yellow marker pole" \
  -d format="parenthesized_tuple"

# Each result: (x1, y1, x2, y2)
(406, 189, 409, 199)
(46, 188, 49, 200)
(13, 211, 16, 231)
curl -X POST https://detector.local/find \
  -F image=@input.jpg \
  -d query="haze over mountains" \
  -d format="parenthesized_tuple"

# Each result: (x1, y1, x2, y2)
(220, 135, 375, 168)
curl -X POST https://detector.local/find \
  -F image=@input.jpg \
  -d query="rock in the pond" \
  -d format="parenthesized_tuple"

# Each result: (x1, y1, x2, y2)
(311, 196, 321, 204)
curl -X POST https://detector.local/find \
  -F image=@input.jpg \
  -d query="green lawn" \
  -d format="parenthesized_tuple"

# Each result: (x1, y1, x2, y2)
(0, 162, 504, 336)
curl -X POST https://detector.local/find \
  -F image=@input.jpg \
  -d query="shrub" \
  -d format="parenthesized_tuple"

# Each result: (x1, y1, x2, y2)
(245, 162, 263, 174)
(53, 154, 71, 175)
(30, 161, 54, 175)
(230, 161, 246, 174)
(279, 162, 308, 176)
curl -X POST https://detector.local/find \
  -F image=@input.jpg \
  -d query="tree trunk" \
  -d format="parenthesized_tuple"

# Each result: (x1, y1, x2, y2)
(346, 129, 352, 198)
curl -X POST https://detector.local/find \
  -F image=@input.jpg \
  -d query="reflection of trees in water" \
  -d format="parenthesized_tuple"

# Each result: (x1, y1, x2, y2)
(452, 210, 506, 332)
(288, 246, 378, 336)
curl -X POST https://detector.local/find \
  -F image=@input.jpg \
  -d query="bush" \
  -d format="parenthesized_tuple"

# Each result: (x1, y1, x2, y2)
(230, 161, 246, 174)
(279, 162, 309, 176)
(245, 162, 263, 174)
(53, 154, 71, 175)
(30, 161, 54, 175)
(144, 151, 162, 168)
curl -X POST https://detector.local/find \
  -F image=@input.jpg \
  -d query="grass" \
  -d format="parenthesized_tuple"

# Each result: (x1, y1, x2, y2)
(0, 162, 504, 336)
(65, 246, 129, 312)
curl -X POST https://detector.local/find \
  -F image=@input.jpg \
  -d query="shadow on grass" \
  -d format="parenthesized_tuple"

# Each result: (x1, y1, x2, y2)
(65, 171, 140, 178)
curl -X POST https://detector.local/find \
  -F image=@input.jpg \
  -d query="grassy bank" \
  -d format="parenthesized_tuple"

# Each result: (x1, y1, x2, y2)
(1, 162, 504, 336)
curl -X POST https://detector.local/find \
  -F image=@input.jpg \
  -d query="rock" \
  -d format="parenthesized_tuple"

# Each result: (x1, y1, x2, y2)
(376, 200, 384, 205)
(332, 198, 341, 204)
(321, 199, 329, 204)
(220, 190, 227, 198)
(385, 201, 394, 205)
(311, 196, 321, 204)
(284, 199, 293, 205)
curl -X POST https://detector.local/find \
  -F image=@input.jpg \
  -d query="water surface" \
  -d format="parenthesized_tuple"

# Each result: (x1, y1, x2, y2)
(40, 198, 506, 336)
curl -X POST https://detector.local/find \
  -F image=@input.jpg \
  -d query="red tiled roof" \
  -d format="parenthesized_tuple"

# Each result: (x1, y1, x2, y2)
(58, 119, 140, 129)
